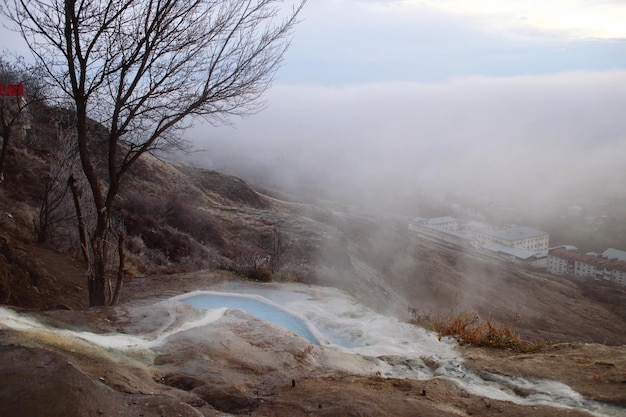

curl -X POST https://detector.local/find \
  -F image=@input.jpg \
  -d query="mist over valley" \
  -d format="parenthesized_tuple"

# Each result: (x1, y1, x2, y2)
(2, 1, 626, 416)
(186, 70, 626, 251)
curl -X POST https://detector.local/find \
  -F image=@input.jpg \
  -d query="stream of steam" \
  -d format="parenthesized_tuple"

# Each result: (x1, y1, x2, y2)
(177, 282, 623, 417)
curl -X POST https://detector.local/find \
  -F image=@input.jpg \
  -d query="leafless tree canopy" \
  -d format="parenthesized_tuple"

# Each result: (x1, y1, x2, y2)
(0, 57, 47, 180)
(3, 0, 306, 306)
(7, 0, 305, 166)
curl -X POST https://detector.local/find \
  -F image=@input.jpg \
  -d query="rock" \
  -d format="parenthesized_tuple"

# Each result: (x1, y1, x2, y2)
(162, 373, 205, 391)
(0, 344, 203, 417)
(192, 385, 261, 414)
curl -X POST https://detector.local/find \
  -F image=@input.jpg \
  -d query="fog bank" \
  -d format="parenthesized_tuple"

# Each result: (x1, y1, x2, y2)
(185, 71, 626, 215)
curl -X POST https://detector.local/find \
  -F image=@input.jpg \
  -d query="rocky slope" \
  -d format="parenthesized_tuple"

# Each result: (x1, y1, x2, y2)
(1, 272, 625, 417)
(1, 112, 626, 416)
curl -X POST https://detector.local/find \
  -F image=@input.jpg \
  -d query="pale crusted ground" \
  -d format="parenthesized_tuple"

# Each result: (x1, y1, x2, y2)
(1, 272, 624, 417)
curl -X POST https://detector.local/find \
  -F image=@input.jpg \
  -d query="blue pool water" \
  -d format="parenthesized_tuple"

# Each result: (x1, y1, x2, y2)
(180, 293, 321, 345)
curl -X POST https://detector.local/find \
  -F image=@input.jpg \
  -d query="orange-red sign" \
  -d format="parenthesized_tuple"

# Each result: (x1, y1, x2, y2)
(0, 84, 25, 97)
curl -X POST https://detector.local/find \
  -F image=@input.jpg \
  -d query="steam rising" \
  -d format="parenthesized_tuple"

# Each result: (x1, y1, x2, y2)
(2, 284, 623, 416)
(187, 70, 626, 214)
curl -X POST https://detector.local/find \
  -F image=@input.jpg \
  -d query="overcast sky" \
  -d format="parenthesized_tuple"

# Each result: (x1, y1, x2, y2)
(279, 0, 626, 84)
(3, 1, 626, 213)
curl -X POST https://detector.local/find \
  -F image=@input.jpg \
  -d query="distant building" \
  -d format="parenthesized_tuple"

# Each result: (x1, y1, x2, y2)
(612, 264, 626, 286)
(548, 248, 576, 276)
(424, 216, 458, 232)
(409, 216, 476, 247)
(465, 221, 489, 231)
(471, 226, 549, 252)
(408, 216, 548, 265)
(567, 205, 583, 217)
(602, 248, 626, 262)
(481, 242, 548, 267)
(547, 247, 626, 286)
(409, 216, 459, 232)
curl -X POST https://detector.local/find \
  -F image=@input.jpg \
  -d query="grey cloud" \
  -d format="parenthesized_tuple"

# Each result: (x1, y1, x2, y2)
(278, 0, 626, 85)
(185, 70, 626, 214)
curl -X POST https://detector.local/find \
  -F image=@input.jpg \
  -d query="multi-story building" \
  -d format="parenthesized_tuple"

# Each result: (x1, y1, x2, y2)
(603, 248, 626, 262)
(471, 226, 549, 252)
(409, 216, 459, 232)
(547, 248, 577, 276)
(409, 217, 548, 264)
(612, 264, 626, 286)
(548, 247, 626, 286)
(574, 258, 601, 279)
(425, 216, 458, 232)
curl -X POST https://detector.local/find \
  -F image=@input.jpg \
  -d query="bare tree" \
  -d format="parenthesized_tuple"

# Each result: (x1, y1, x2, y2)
(4, 0, 306, 306)
(35, 115, 84, 245)
(0, 57, 46, 182)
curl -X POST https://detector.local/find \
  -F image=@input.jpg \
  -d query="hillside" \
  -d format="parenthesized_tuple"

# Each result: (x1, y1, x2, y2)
(3, 145, 626, 344)
(1, 107, 626, 416)
(1, 104, 626, 342)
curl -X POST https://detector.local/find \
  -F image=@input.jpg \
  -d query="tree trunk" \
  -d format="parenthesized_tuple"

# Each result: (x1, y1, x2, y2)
(90, 228, 109, 307)
(0, 125, 10, 183)
(111, 231, 125, 306)
(68, 175, 89, 258)
(68, 173, 109, 307)
(7, 0, 306, 308)
(36, 176, 52, 243)
(75, 92, 110, 306)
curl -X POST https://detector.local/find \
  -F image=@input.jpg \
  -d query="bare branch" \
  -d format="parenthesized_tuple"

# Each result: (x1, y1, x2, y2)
(3, 0, 306, 306)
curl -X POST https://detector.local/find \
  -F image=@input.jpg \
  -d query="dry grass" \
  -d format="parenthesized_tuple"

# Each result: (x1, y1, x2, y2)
(411, 309, 546, 353)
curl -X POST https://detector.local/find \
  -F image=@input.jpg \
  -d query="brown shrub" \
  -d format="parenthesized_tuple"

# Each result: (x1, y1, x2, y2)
(121, 190, 227, 251)
(412, 309, 546, 353)
(164, 194, 227, 249)
(243, 267, 273, 282)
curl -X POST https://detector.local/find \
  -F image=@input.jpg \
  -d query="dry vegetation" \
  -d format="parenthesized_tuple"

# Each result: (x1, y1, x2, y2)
(427, 310, 545, 352)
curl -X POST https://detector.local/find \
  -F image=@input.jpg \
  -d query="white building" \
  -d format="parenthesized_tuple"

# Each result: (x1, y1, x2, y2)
(612, 266, 626, 286)
(602, 248, 626, 262)
(574, 259, 600, 279)
(425, 216, 458, 232)
(472, 226, 549, 252)
(548, 250, 573, 276)
(548, 247, 626, 286)
(409, 217, 548, 265)
(409, 216, 459, 232)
